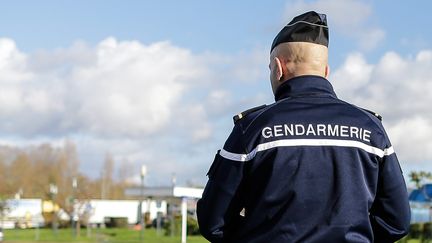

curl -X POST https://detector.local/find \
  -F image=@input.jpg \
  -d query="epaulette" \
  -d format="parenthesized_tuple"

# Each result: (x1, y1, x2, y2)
(361, 108, 382, 121)
(233, 104, 267, 124)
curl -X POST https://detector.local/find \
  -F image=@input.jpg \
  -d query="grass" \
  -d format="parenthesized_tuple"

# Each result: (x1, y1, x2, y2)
(3, 228, 426, 243)
(3, 228, 209, 243)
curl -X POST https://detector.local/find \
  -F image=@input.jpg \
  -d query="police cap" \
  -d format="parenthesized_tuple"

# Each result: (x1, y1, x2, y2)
(271, 11, 329, 52)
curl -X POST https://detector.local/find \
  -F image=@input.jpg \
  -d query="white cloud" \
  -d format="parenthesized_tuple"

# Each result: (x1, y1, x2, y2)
(283, 0, 385, 50)
(0, 37, 215, 185)
(388, 117, 432, 164)
(359, 28, 386, 51)
(205, 89, 233, 116)
(0, 37, 210, 138)
(3, 33, 430, 185)
(0, 38, 34, 82)
(330, 49, 432, 170)
(331, 52, 373, 94)
(284, 0, 371, 30)
(231, 48, 269, 83)
(0, 37, 268, 185)
(69, 38, 208, 137)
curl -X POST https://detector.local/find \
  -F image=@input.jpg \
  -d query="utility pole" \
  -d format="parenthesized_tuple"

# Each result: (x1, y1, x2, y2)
(72, 177, 78, 237)
(140, 165, 147, 242)
(49, 184, 58, 236)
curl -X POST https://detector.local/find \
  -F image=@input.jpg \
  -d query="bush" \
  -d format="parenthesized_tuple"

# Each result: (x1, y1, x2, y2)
(187, 217, 200, 235)
(424, 222, 432, 241)
(104, 217, 128, 228)
(410, 223, 423, 239)
(164, 215, 200, 236)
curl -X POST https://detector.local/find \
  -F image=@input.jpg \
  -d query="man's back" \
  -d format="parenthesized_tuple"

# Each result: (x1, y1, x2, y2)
(197, 76, 410, 242)
(197, 11, 410, 243)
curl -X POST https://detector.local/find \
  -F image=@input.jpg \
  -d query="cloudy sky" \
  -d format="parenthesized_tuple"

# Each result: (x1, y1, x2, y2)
(1, 0, 431, 187)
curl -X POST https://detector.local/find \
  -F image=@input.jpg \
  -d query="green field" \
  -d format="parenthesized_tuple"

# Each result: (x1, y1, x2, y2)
(3, 228, 209, 243)
(2, 228, 424, 243)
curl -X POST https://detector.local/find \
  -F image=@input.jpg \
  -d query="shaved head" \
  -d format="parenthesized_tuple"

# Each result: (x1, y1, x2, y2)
(269, 42, 329, 94)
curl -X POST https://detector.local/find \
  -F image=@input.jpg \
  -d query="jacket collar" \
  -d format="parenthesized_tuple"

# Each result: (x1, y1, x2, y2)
(274, 75, 337, 102)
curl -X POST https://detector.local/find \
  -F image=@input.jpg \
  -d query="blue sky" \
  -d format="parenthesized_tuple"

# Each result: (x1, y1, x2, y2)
(1, 1, 280, 52)
(3, 1, 431, 63)
(1, 0, 432, 186)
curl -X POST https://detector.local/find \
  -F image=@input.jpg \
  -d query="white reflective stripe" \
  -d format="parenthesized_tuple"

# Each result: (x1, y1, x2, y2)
(220, 149, 250, 162)
(219, 139, 395, 162)
(285, 20, 328, 29)
(383, 146, 395, 156)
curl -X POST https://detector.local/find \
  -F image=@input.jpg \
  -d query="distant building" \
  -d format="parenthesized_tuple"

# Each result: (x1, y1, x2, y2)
(1, 199, 44, 229)
(1, 198, 169, 228)
(85, 199, 167, 225)
(409, 184, 432, 223)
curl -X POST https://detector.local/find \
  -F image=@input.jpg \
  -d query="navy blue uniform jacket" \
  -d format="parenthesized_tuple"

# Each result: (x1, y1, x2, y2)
(197, 76, 410, 243)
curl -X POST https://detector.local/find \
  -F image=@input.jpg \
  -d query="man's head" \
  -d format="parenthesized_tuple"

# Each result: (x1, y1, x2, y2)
(269, 11, 329, 94)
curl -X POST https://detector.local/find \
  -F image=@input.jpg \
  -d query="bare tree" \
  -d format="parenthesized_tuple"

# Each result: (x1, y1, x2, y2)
(100, 153, 115, 199)
(409, 171, 432, 189)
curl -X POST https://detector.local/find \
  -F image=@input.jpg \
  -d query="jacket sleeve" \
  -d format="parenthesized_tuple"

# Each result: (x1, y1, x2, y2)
(369, 137, 411, 242)
(197, 124, 247, 242)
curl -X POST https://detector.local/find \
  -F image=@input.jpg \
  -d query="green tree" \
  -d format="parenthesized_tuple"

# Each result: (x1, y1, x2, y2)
(0, 196, 11, 227)
(409, 171, 432, 189)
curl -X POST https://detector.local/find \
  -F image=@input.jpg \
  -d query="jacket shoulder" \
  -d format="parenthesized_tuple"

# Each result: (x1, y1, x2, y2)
(233, 104, 267, 124)
(360, 107, 383, 121)
(338, 99, 383, 122)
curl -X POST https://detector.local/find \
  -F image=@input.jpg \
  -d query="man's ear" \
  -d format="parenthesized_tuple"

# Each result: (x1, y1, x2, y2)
(325, 65, 330, 78)
(274, 57, 283, 81)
